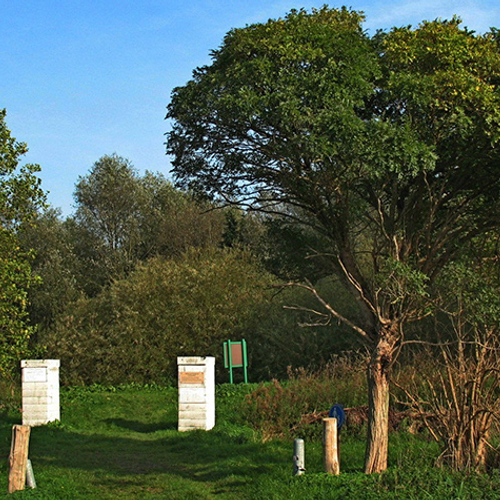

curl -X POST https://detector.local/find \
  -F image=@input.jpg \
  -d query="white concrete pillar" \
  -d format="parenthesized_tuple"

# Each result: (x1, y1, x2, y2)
(178, 356, 215, 431)
(21, 360, 60, 426)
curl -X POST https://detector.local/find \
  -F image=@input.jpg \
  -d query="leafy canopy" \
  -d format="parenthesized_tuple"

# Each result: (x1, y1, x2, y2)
(0, 109, 45, 378)
(167, 9, 500, 340)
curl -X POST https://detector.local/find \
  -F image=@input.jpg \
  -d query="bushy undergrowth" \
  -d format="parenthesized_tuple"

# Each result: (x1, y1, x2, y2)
(41, 246, 360, 387)
(242, 353, 368, 441)
(45, 248, 274, 386)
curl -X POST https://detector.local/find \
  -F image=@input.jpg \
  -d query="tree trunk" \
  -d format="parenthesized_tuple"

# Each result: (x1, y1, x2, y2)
(474, 430, 489, 471)
(364, 334, 396, 474)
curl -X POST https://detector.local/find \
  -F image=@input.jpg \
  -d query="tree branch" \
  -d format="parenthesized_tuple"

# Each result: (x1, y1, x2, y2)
(277, 279, 371, 342)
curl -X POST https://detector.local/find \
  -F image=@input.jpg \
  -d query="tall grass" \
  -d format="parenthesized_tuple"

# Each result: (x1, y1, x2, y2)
(242, 354, 368, 440)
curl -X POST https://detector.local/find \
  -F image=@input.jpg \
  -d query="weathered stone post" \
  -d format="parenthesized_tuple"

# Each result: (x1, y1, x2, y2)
(21, 360, 60, 426)
(178, 357, 215, 431)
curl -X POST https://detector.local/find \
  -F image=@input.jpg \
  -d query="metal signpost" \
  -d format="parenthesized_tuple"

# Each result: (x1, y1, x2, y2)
(329, 404, 345, 429)
(223, 339, 248, 383)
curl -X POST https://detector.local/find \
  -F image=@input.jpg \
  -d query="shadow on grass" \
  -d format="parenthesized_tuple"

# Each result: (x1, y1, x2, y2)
(29, 425, 285, 485)
(103, 418, 177, 433)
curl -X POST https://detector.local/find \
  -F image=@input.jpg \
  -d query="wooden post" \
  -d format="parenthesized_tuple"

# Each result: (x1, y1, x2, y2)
(8, 425, 31, 493)
(293, 438, 305, 476)
(323, 417, 340, 475)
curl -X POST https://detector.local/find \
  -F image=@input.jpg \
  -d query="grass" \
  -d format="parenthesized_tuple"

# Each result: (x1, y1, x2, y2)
(1, 384, 500, 499)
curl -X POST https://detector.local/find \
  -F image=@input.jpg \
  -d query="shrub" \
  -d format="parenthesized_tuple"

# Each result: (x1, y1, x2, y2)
(45, 247, 274, 385)
(242, 353, 368, 441)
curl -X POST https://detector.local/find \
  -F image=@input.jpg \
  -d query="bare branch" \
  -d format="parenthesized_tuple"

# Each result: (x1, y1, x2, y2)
(277, 280, 371, 341)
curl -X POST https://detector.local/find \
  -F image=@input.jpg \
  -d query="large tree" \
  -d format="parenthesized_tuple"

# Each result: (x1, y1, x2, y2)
(74, 154, 142, 252)
(166, 7, 500, 473)
(70, 157, 227, 295)
(0, 109, 45, 378)
(19, 208, 81, 333)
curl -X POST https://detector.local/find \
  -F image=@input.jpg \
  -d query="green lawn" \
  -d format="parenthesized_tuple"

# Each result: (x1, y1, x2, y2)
(1, 385, 500, 499)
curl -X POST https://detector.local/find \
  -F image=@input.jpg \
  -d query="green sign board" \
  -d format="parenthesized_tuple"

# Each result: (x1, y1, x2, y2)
(223, 339, 248, 384)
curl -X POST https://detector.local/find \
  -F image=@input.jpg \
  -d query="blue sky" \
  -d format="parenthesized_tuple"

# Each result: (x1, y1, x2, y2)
(2, 0, 499, 216)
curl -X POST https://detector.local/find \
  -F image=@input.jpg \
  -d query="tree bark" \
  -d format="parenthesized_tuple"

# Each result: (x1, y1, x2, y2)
(364, 333, 396, 474)
(474, 430, 489, 471)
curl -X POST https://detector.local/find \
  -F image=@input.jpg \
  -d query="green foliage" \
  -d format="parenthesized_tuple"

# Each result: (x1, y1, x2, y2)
(168, 7, 379, 205)
(0, 109, 45, 379)
(0, 236, 38, 378)
(65, 159, 227, 297)
(381, 19, 500, 145)
(45, 247, 275, 385)
(259, 215, 335, 282)
(399, 247, 500, 472)
(374, 258, 431, 318)
(137, 171, 225, 259)
(250, 276, 362, 381)
(439, 251, 500, 329)
(22, 163, 229, 342)
(72, 154, 145, 289)
(29, 155, 363, 385)
(38, 175, 364, 384)
(73, 157, 226, 263)
(167, 7, 500, 337)
(19, 209, 81, 332)
(0, 111, 44, 228)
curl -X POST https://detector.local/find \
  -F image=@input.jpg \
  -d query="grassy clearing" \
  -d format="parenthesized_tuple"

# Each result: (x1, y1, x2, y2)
(1, 384, 500, 499)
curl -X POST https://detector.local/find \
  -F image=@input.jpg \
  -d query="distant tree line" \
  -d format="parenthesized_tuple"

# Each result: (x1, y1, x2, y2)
(15, 153, 357, 385)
